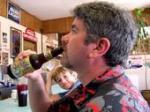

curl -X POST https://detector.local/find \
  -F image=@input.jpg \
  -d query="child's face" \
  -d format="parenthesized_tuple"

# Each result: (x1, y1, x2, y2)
(55, 71, 77, 90)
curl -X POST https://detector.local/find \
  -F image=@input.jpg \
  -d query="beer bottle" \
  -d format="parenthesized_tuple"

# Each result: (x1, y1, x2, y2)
(7, 47, 63, 79)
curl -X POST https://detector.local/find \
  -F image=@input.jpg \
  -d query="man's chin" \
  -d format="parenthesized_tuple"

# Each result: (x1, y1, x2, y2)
(60, 59, 73, 69)
(60, 58, 65, 66)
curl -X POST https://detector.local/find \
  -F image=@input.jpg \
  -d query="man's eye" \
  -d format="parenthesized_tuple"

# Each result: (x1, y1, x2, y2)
(71, 28, 77, 33)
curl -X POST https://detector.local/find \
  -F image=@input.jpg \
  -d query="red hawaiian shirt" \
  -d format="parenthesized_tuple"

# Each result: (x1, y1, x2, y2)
(48, 66, 150, 112)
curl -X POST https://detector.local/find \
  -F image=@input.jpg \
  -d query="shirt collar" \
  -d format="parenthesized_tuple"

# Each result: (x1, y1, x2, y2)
(94, 65, 124, 83)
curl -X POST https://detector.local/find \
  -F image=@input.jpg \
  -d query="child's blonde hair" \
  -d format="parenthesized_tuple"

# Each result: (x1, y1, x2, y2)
(51, 66, 72, 81)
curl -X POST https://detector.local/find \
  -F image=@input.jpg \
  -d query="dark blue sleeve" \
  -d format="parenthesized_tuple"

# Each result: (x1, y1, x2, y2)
(58, 91, 68, 97)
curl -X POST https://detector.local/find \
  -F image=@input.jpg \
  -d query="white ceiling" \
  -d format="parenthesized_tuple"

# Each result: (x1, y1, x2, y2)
(10, 0, 150, 20)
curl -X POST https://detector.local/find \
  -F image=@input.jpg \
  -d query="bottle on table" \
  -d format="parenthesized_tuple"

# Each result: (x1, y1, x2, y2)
(7, 47, 63, 79)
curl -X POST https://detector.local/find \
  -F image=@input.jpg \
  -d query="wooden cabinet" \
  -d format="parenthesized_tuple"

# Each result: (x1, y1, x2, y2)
(42, 17, 73, 33)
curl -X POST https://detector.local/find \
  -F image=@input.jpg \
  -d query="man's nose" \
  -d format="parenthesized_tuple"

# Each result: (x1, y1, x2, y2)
(61, 34, 69, 48)
(61, 78, 68, 84)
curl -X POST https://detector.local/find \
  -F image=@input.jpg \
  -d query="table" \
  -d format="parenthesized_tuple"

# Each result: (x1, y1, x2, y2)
(0, 84, 66, 112)
(0, 98, 31, 112)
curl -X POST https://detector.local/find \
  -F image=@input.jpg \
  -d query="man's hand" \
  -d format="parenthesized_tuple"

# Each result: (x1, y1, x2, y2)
(17, 50, 41, 80)
(17, 49, 36, 60)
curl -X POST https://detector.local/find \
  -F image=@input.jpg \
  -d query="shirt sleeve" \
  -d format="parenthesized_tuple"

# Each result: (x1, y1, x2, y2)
(58, 91, 68, 97)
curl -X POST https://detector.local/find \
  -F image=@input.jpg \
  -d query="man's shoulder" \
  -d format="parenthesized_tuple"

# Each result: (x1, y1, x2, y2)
(85, 84, 150, 112)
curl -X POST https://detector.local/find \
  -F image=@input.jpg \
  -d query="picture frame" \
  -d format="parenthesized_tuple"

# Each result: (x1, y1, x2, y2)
(7, 1, 21, 24)
(2, 32, 8, 43)
(1, 52, 8, 65)
(2, 32, 9, 52)
(10, 27, 22, 58)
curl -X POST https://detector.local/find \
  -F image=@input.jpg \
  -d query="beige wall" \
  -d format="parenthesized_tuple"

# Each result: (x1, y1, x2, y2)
(0, 16, 42, 64)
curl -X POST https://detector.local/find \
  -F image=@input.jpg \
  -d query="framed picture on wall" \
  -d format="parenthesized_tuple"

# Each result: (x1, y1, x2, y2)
(7, 2, 21, 24)
(1, 52, 8, 65)
(2, 32, 9, 52)
(2, 32, 8, 43)
(10, 27, 22, 58)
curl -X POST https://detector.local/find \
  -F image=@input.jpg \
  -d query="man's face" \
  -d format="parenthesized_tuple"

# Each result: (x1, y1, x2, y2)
(55, 72, 77, 90)
(61, 18, 90, 72)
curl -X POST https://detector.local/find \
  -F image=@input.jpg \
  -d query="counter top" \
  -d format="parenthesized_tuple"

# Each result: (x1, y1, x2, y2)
(0, 98, 31, 112)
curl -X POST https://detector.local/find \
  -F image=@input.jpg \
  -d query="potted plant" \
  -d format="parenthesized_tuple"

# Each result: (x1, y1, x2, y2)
(132, 8, 150, 54)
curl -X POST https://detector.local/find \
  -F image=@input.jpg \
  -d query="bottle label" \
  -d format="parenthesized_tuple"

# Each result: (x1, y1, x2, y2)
(44, 52, 52, 60)
(11, 56, 34, 78)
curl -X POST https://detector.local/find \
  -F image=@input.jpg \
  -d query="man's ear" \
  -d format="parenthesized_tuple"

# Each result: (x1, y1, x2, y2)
(89, 38, 110, 58)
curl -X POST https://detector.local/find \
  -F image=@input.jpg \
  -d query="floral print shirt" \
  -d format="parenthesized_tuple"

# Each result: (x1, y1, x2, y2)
(48, 66, 150, 112)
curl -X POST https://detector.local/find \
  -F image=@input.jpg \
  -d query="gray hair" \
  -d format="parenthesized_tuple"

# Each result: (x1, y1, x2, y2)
(73, 2, 138, 67)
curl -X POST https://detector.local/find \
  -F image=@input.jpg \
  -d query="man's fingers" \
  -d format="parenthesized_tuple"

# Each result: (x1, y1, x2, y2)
(18, 50, 36, 60)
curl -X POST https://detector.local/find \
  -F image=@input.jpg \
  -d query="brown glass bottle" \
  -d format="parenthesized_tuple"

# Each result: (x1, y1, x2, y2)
(7, 47, 63, 79)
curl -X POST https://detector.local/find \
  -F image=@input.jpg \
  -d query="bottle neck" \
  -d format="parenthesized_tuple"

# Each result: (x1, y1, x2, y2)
(44, 47, 63, 60)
